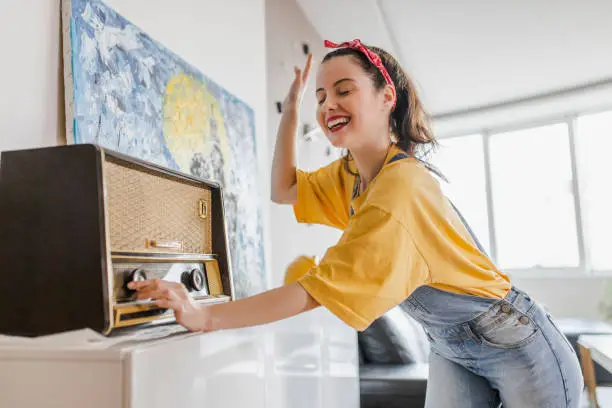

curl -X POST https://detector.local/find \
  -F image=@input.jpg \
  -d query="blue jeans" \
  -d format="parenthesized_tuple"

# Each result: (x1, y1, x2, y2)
(401, 285, 584, 407)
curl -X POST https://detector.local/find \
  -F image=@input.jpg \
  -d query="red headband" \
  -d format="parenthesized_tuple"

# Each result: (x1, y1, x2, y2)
(324, 39, 396, 110)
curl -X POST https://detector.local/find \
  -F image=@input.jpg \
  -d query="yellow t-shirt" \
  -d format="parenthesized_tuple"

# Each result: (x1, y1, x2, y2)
(284, 255, 318, 285)
(293, 144, 511, 331)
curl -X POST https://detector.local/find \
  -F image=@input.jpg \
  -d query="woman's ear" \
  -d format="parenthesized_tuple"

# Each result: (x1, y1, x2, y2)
(383, 84, 396, 110)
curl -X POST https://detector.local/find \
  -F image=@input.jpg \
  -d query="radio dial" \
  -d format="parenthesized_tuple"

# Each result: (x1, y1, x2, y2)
(125, 268, 147, 294)
(130, 268, 147, 283)
(190, 268, 205, 292)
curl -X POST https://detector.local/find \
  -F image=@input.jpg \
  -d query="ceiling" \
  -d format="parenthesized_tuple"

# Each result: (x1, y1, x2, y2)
(296, 0, 612, 117)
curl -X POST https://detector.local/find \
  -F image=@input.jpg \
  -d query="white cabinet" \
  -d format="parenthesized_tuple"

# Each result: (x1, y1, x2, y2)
(0, 308, 359, 408)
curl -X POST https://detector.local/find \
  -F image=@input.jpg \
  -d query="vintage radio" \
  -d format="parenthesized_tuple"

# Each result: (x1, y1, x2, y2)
(0, 144, 234, 337)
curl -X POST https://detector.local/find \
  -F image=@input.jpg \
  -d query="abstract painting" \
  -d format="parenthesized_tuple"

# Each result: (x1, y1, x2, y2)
(61, 0, 267, 299)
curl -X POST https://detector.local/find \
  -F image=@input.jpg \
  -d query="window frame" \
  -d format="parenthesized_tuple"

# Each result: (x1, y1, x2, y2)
(438, 107, 612, 278)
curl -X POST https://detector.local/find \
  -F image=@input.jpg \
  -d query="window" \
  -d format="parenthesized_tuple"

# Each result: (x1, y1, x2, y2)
(576, 111, 612, 270)
(429, 135, 491, 254)
(488, 123, 580, 270)
(439, 109, 612, 276)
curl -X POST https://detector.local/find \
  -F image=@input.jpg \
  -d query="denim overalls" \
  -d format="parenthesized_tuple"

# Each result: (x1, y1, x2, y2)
(401, 285, 583, 407)
(386, 153, 585, 407)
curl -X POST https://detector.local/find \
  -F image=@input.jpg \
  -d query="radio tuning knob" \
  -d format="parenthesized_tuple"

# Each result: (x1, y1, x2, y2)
(189, 268, 205, 292)
(130, 268, 147, 283)
(125, 268, 147, 294)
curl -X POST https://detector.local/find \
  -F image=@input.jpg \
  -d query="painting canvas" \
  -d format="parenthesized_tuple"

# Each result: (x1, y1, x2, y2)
(61, 0, 267, 299)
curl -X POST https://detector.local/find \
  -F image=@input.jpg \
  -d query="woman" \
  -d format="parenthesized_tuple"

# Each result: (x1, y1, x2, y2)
(129, 39, 584, 407)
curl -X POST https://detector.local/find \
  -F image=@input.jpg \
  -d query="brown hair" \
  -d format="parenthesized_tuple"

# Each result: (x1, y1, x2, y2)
(322, 45, 440, 177)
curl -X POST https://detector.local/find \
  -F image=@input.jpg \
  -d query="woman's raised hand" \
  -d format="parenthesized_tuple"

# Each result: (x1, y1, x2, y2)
(283, 53, 313, 110)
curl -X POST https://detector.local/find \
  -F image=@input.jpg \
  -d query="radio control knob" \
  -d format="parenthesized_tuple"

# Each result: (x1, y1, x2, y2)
(130, 268, 147, 283)
(189, 268, 205, 292)
(125, 268, 147, 294)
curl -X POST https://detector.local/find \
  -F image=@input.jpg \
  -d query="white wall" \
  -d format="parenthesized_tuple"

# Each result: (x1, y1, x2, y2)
(0, 1, 66, 151)
(511, 276, 612, 320)
(265, 0, 343, 287)
(263, 10, 360, 404)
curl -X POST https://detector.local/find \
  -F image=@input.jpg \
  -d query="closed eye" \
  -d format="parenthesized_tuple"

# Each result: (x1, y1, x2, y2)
(316, 90, 351, 105)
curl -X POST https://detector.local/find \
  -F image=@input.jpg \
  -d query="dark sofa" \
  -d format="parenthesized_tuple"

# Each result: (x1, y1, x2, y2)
(358, 306, 612, 408)
(358, 305, 430, 408)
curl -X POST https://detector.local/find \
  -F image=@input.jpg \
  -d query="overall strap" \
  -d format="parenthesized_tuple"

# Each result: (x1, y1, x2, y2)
(446, 200, 489, 257)
(349, 152, 410, 217)
(390, 153, 491, 258)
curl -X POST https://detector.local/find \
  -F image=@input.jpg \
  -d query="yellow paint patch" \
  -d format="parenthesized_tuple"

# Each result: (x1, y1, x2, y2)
(162, 73, 229, 172)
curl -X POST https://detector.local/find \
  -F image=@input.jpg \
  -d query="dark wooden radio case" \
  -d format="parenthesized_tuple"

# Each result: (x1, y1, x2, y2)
(0, 144, 234, 337)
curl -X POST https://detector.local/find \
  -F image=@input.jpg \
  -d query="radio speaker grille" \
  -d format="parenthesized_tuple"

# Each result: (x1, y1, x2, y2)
(104, 157, 213, 254)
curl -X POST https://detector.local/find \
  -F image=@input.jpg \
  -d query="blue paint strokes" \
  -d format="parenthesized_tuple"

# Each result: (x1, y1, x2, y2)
(65, 0, 267, 298)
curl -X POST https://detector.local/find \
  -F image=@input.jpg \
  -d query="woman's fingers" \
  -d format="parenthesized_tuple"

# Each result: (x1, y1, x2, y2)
(302, 53, 312, 82)
(134, 286, 167, 301)
(155, 289, 181, 310)
(127, 278, 157, 290)
(293, 54, 312, 89)
(130, 279, 184, 300)
(127, 278, 161, 296)
(290, 68, 302, 91)
(155, 298, 176, 309)
(284, 54, 314, 108)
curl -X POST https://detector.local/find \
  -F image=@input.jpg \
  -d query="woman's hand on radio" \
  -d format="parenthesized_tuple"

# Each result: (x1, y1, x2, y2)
(127, 279, 212, 332)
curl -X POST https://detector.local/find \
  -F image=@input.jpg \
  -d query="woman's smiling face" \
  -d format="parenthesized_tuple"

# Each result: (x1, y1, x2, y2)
(315, 55, 394, 151)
